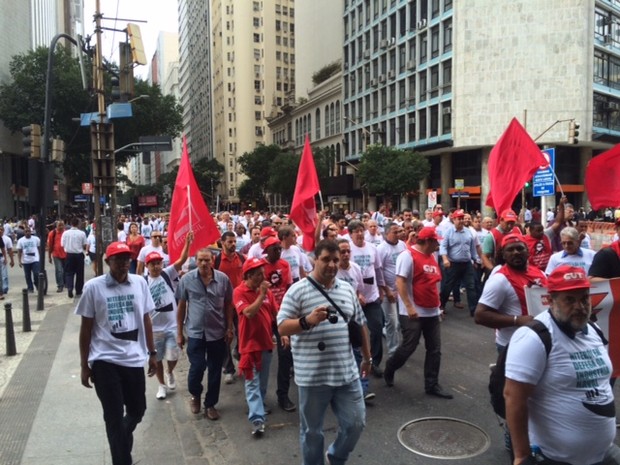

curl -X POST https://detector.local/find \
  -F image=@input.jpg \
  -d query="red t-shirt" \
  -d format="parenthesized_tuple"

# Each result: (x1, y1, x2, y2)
(522, 234, 552, 271)
(216, 252, 244, 288)
(47, 229, 67, 259)
(126, 235, 145, 260)
(411, 247, 442, 308)
(262, 259, 292, 308)
(233, 282, 277, 354)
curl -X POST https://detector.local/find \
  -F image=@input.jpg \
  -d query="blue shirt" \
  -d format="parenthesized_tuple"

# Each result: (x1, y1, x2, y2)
(175, 268, 232, 341)
(439, 227, 478, 263)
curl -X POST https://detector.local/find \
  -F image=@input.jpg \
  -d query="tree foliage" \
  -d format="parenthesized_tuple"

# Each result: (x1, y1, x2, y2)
(357, 145, 431, 198)
(311, 60, 342, 86)
(268, 151, 301, 204)
(0, 46, 183, 192)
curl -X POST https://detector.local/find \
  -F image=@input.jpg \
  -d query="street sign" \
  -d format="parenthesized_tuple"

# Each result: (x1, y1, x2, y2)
(139, 135, 173, 152)
(451, 192, 469, 198)
(455, 179, 464, 190)
(428, 191, 437, 208)
(79, 112, 108, 126)
(82, 183, 93, 194)
(74, 194, 89, 202)
(533, 148, 555, 197)
(107, 102, 133, 119)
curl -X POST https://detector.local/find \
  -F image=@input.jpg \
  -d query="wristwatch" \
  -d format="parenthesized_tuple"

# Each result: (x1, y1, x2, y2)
(148, 350, 157, 356)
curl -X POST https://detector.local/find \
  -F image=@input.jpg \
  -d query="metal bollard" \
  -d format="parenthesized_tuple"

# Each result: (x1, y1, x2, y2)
(5, 302, 17, 356)
(22, 288, 31, 332)
(36, 272, 45, 311)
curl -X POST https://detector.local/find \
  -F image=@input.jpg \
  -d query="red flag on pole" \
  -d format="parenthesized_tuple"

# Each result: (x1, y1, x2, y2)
(585, 144, 620, 210)
(486, 118, 549, 214)
(167, 136, 220, 262)
(289, 135, 320, 251)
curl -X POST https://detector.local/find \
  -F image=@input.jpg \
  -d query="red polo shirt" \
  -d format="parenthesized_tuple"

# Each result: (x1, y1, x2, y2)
(262, 259, 292, 308)
(217, 251, 244, 288)
(233, 282, 277, 354)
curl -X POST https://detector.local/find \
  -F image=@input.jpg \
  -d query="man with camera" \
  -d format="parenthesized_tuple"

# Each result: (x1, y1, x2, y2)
(278, 240, 372, 465)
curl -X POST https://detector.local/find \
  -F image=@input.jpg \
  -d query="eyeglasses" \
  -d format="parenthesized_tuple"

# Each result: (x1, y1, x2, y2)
(109, 255, 132, 263)
(339, 249, 351, 254)
(152, 235, 162, 238)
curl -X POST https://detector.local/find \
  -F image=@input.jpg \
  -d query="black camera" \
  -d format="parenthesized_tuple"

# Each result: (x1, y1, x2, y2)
(326, 307, 338, 324)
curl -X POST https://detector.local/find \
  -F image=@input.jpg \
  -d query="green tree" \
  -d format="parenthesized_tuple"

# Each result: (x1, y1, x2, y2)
(357, 145, 431, 202)
(192, 157, 225, 202)
(238, 144, 282, 205)
(268, 151, 301, 204)
(0, 46, 183, 192)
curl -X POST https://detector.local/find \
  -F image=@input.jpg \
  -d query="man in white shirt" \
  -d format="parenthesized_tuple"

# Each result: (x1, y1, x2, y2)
(545, 227, 596, 275)
(16, 227, 41, 293)
(136, 233, 169, 276)
(364, 220, 383, 246)
(0, 225, 14, 294)
(61, 217, 88, 298)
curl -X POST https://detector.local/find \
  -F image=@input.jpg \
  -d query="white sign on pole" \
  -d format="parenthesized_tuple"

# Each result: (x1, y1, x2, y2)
(428, 191, 437, 209)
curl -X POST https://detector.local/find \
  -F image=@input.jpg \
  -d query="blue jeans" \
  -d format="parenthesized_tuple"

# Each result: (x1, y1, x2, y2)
(440, 261, 478, 313)
(244, 350, 272, 423)
(52, 256, 65, 289)
(362, 299, 384, 367)
(186, 336, 226, 408)
(23, 261, 40, 291)
(298, 381, 366, 465)
(1, 260, 8, 293)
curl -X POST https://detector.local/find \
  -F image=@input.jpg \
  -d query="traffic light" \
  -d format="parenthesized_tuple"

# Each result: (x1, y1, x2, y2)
(111, 75, 121, 102)
(568, 120, 580, 145)
(22, 124, 41, 157)
(51, 138, 65, 162)
(524, 181, 530, 188)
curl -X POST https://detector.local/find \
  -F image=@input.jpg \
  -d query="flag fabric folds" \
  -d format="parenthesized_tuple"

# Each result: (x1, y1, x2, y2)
(585, 144, 620, 210)
(486, 118, 549, 214)
(290, 135, 320, 252)
(167, 136, 220, 262)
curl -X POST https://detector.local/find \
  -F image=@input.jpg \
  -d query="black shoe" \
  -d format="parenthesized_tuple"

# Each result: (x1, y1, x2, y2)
(384, 367, 395, 387)
(56, 287, 63, 293)
(278, 398, 296, 412)
(68, 290, 73, 298)
(426, 385, 453, 399)
(372, 365, 383, 378)
(263, 403, 272, 415)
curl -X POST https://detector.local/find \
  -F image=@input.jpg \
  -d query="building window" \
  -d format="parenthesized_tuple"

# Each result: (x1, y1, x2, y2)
(276, 20, 281, 31)
(253, 17, 260, 28)
(443, 59, 452, 93)
(442, 105, 452, 134)
(444, 19, 453, 52)
(335, 102, 341, 132)
(420, 33, 428, 64)
(430, 65, 439, 98)
(419, 110, 427, 139)
(254, 80, 261, 91)
(255, 111, 262, 120)
(253, 33, 261, 43)
(255, 126, 263, 136)
(431, 26, 439, 59)
(430, 105, 438, 137)
(316, 109, 321, 139)
(419, 72, 427, 103)
(253, 2, 260, 12)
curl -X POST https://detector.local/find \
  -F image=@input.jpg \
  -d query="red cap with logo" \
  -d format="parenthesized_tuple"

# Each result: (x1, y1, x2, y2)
(500, 209, 518, 221)
(432, 210, 444, 218)
(452, 209, 465, 218)
(105, 241, 132, 258)
(242, 257, 265, 275)
(547, 265, 591, 292)
(501, 233, 526, 248)
(145, 251, 164, 265)
(417, 227, 439, 241)
(263, 237, 281, 249)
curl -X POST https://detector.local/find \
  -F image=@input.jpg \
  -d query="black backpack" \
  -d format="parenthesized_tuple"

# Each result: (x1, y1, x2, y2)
(489, 319, 607, 419)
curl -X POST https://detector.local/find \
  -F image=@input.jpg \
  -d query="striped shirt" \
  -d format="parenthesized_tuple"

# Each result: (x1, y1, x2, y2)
(277, 277, 366, 387)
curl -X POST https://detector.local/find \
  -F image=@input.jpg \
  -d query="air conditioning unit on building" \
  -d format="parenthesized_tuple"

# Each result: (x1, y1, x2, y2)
(417, 19, 427, 30)
(370, 78, 378, 87)
(442, 107, 452, 115)
(363, 50, 371, 59)
(378, 74, 386, 83)
(604, 34, 613, 44)
(380, 39, 389, 48)
(389, 37, 396, 46)
(406, 60, 416, 70)
(387, 70, 395, 79)
(407, 97, 416, 105)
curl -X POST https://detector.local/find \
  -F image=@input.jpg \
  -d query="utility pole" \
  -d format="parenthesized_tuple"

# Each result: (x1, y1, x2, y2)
(91, 0, 116, 275)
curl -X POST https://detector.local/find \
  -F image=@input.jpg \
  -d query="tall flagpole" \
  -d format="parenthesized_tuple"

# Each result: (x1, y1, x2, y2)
(318, 190, 325, 212)
(187, 185, 192, 231)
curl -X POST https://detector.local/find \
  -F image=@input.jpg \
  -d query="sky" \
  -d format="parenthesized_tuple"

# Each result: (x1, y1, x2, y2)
(82, 0, 179, 79)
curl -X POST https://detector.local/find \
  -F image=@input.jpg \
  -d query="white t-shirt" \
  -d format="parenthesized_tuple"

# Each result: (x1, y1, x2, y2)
(87, 234, 96, 253)
(1, 235, 13, 264)
(580, 233, 592, 249)
(16, 236, 41, 264)
(146, 265, 179, 332)
(137, 245, 169, 275)
(281, 245, 305, 280)
(506, 311, 615, 464)
(395, 251, 440, 318)
(377, 240, 407, 291)
(545, 248, 596, 275)
(477, 271, 523, 347)
(364, 231, 383, 247)
(350, 241, 382, 303)
(336, 261, 364, 295)
(75, 273, 156, 367)
(118, 230, 127, 242)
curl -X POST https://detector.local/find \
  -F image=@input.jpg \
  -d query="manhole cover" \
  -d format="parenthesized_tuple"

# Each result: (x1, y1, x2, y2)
(397, 417, 491, 460)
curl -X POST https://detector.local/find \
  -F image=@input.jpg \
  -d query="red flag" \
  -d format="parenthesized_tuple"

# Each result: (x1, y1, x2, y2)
(167, 136, 220, 262)
(486, 118, 549, 214)
(289, 135, 320, 251)
(585, 144, 620, 210)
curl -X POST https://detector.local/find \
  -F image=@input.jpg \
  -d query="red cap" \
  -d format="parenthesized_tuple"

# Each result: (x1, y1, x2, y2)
(432, 211, 444, 218)
(245, 210, 252, 214)
(242, 257, 265, 275)
(501, 209, 518, 221)
(452, 209, 465, 218)
(417, 227, 438, 241)
(145, 251, 164, 265)
(105, 241, 131, 258)
(501, 233, 526, 248)
(260, 227, 277, 238)
(263, 237, 281, 249)
(547, 265, 591, 292)
(615, 218, 620, 227)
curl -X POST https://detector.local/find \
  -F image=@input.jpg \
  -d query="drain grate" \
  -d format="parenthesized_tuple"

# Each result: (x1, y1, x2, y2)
(397, 417, 491, 460)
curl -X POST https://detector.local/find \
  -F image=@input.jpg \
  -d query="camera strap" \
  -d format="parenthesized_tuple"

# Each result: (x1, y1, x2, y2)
(306, 276, 349, 322)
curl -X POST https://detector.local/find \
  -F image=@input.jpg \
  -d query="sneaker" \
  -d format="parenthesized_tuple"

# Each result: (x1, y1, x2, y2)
(364, 392, 376, 402)
(223, 373, 235, 384)
(252, 420, 265, 437)
(384, 367, 395, 387)
(278, 398, 296, 412)
(156, 384, 167, 400)
(165, 371, 176, 390)
(68, 290, 73, 298)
